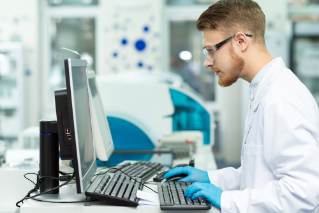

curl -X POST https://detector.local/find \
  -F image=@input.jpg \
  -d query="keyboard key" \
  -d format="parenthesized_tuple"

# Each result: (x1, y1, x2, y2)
(129, 194, 136, 201)
(185, 197, 193, 204)
(130, 187, 138, 201)
(163, 194, 171, 203)
(162, 182, 169, 187)
(186, 182, 193, 187)
(111, 180, 123, 196)
(104, 180, 117, 194)
(180, 198, 187, 205)
(172, 197, 180, 204)
(193, 198, 200, 205)
(117, 180, 129, 198)
(199, 197, 207, 205)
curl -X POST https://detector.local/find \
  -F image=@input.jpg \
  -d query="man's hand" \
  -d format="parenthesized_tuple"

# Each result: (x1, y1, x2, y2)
(185, 182, 223, 209)
(163, 166, 210, 183)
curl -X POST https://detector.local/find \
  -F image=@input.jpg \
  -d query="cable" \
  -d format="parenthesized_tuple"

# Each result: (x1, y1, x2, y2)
(16, 172, 75, 207)
(23, 173, 38, 185)
(39, 175, 60, 180)
(59, 171, 73, 175)
(102, 161, 158, 194)
(19, 171, 100, 206)
(23, 172, 73, 185)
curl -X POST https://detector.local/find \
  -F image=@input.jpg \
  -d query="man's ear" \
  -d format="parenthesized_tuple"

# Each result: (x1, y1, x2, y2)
(234, 32, 248, 52)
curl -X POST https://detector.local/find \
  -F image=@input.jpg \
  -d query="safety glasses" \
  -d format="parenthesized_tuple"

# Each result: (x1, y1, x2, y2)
(203, 33, 253, 61)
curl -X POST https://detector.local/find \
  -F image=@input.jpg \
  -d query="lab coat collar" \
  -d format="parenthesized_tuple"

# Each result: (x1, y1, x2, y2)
(249, 58, 278, 104)
(251, 57, 286, 111)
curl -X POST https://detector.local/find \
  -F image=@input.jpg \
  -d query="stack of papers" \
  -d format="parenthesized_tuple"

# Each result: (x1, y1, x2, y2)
(136, 190, 160, 206)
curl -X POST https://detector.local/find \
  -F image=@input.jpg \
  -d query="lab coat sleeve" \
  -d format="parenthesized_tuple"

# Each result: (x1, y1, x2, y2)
(207, 167, 241, 191)
(221, 95, 319, 213)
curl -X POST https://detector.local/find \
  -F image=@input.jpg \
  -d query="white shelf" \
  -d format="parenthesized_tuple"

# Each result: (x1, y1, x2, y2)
(0, 43, 23, 143)
(289, 5, 319, 16)
(0, 100, 18, 109)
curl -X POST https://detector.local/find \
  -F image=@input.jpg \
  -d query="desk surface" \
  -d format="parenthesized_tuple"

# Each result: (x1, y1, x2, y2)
(5, 153, 218, 213)
(20, 183, 220, 213)
(19, 158, 220, 213)
(20, 202, 220, 213)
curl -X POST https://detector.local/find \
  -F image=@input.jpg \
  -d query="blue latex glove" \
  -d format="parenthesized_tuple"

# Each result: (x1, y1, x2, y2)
(163, 166, 210, 183)
(185, 182, 223, 209)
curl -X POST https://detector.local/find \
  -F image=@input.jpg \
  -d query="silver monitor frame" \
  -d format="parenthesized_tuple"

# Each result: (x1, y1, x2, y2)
(65, 59, 97, 193)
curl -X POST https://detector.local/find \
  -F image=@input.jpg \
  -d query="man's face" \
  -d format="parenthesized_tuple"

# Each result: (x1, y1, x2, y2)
(202, 29, 245, 87)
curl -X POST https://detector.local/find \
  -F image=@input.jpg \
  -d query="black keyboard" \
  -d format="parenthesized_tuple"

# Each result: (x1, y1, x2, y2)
(158, 181, 211, 210)
(85, 161, 163, 206)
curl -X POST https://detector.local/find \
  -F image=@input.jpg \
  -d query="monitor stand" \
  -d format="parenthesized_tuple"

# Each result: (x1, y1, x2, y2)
(31, 185, 86, 203)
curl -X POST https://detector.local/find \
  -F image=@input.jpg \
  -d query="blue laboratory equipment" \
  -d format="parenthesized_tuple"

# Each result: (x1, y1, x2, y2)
(96, 71, 214, 166)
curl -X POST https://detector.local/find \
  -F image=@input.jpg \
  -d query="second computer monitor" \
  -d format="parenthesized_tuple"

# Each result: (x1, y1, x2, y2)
(87, 70, 114, 162)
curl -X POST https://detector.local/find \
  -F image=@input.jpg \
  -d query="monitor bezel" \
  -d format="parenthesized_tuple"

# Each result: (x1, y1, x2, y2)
(64, 58, 97, 193)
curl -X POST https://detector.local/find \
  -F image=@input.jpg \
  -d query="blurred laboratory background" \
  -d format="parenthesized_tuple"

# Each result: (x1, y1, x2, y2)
(0, 0, 318, 169)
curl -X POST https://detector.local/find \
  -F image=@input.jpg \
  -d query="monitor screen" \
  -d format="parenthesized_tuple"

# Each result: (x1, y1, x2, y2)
(88, 71, 114, 161)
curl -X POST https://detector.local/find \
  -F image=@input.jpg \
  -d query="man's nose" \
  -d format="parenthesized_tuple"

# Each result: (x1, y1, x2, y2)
(204, 57, 214, 68)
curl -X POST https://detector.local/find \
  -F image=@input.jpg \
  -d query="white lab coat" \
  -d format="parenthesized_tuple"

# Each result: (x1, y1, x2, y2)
(208, 57, 319, 213)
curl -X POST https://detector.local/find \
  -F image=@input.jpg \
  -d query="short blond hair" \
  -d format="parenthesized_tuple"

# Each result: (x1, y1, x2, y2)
(196, 0, 266, 45)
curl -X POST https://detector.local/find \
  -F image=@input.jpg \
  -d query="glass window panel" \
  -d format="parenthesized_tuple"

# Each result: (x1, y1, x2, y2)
(50, 17, 95, 88)
(47, 17, 95, 118)
(170, 20, 216, 101)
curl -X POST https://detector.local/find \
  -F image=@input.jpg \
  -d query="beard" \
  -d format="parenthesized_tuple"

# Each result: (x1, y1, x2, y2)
(212, 44, 245, 87)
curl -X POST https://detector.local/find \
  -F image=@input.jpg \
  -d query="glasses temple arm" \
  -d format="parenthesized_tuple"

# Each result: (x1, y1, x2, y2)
(214, 34, 253, 50)
(214, 35, 235, 50)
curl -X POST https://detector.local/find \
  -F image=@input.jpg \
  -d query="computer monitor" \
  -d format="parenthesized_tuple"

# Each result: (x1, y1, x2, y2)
(87, 70, 114, 161)
(55, 59, 97, 194)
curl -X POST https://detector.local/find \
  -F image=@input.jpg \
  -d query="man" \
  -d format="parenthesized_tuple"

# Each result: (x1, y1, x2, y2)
(164, 0, 319, 212)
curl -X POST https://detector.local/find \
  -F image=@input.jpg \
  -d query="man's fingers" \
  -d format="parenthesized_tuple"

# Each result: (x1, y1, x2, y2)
(185, 184, 200, 198)
(178, 176, 191, 182)
(163, 167, 182, 179)
(191, 191, 204, 200)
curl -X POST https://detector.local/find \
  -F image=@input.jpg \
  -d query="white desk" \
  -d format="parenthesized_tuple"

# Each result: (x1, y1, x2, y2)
(3, 155, 219, 213)
(20, 201, 220, 213)
(19, 183, 220, 213)
(0, 167, 38, 213)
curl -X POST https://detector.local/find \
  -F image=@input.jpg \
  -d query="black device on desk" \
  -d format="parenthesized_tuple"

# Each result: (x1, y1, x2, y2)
(153, 158, 194, 182)
(53, 59, 163, 207)
(157, 181, 211, 210)
(153, 158, 211, 210)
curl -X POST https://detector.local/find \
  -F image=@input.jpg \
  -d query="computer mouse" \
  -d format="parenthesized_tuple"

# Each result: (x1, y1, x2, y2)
(166, 174, 188, 181)
(153, 161, 194, 182)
